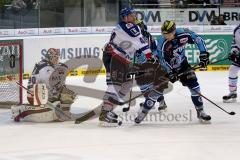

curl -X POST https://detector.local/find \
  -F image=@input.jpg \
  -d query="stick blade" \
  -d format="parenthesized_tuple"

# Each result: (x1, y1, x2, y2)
(108, 97, 124, 105)
(229, 112, 236, 115)
(122, 107, 130, 112)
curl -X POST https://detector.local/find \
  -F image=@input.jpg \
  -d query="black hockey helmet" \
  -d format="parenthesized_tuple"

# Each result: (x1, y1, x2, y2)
(161, 20, 176, 34)
(135, 19, 147, 31)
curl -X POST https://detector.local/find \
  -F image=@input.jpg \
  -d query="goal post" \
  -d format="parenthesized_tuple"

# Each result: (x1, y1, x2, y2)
(0, 39, 23, 108)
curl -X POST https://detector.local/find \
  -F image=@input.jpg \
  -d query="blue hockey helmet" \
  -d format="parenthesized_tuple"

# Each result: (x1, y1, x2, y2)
(120, 7, 135, 18)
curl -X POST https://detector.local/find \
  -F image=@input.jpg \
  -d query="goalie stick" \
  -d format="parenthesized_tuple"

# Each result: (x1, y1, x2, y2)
(15, 81, 72, 120)
(74, 105, 101, 124)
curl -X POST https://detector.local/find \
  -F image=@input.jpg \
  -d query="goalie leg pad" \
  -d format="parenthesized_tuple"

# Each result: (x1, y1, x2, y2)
(11, 104, 58, 122)
(11, 101, 68, 122)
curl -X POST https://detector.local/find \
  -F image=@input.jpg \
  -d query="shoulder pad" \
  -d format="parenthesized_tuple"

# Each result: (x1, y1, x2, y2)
(234, 25, 240, 34)
(119, 22, 140, 37)
(175, 28, 186, 34)
(36, 60, 49, 68)
(58, 63, 68, 69)
(33, 60, 52, 74)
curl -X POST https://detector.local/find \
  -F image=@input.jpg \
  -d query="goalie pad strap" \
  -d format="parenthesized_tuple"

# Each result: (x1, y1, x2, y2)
(35, 84, 41, 105)
(14, 108, 52, 121)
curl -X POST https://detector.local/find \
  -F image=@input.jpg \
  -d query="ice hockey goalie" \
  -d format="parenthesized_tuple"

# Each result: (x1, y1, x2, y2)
(11, 48, 77, 122)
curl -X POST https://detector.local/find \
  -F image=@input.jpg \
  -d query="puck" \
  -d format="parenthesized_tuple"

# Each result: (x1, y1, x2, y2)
(118, 121, 122, 126)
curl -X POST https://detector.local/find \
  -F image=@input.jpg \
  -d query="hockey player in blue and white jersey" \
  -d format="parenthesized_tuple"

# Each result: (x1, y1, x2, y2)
(223, 24, 240, 102)
(135, 20, 211, 123)
(100, 7, 156, 126)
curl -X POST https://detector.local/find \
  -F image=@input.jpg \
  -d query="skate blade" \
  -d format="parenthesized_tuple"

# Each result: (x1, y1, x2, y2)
(98, 121, 120, 127)
(198, 119, 211, 124)
(223, 98, 237, 103)
(158, 108, 167, 113)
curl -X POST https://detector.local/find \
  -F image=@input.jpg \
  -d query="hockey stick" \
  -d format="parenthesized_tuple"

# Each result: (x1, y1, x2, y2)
(108, 71, 168, 106)
(122, 53, 136, 112)
(192, 89, 235, 115)
(109, 57, 229, 106)
(15, 81, 72, 119)
(178, 57, 229, 77)
(122, 73, 134, 112)
(192, 57, 229, 71)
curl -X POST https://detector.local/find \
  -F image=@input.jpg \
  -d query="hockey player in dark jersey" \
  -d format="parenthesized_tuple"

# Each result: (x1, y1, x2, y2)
(223, 24, 240, 102)
(135, 20, 211, 124)
(135, 19, 168, 112)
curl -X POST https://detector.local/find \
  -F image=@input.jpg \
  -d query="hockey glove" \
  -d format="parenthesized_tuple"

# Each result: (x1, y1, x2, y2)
(199, 52, 209, 68)
(147, 55, 159, 64)
(228, 48, 240, 63)
(168, 71, 178, 83)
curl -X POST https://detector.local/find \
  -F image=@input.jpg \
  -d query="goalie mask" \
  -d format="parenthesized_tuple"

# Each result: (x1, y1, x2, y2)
(45, 48, 60, 65)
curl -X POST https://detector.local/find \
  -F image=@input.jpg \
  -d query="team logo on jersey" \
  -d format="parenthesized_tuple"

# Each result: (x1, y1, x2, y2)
(146, 99, 154, 107)
(172, 46, 184, 54)
(194, 37, 202, 44)
(180, 37, 188, 44)
(119, 41, 132, 50)
(126, 23, 133, 28)
(130, 28, 140, 36)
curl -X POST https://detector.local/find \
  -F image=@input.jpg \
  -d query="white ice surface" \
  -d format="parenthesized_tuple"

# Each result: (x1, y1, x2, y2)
(0, 71, 240, 160)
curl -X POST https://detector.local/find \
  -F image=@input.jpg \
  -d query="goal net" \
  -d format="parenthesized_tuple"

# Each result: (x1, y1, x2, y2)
(0, 40, 23, 108)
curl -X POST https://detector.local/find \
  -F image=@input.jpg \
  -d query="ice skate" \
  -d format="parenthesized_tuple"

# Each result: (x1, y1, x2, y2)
(223, 92, 237, 103)
(99, 110, 121, 127)
(135, 108, 149, 124)
(158, 99, 167, 112)
(197, 109, 211, 123)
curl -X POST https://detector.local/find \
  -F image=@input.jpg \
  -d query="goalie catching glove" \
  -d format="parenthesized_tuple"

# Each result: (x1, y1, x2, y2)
(59, 85, 77, 104)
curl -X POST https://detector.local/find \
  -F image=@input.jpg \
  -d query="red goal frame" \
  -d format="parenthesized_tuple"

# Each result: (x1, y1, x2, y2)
(0, 40, 23, 106)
